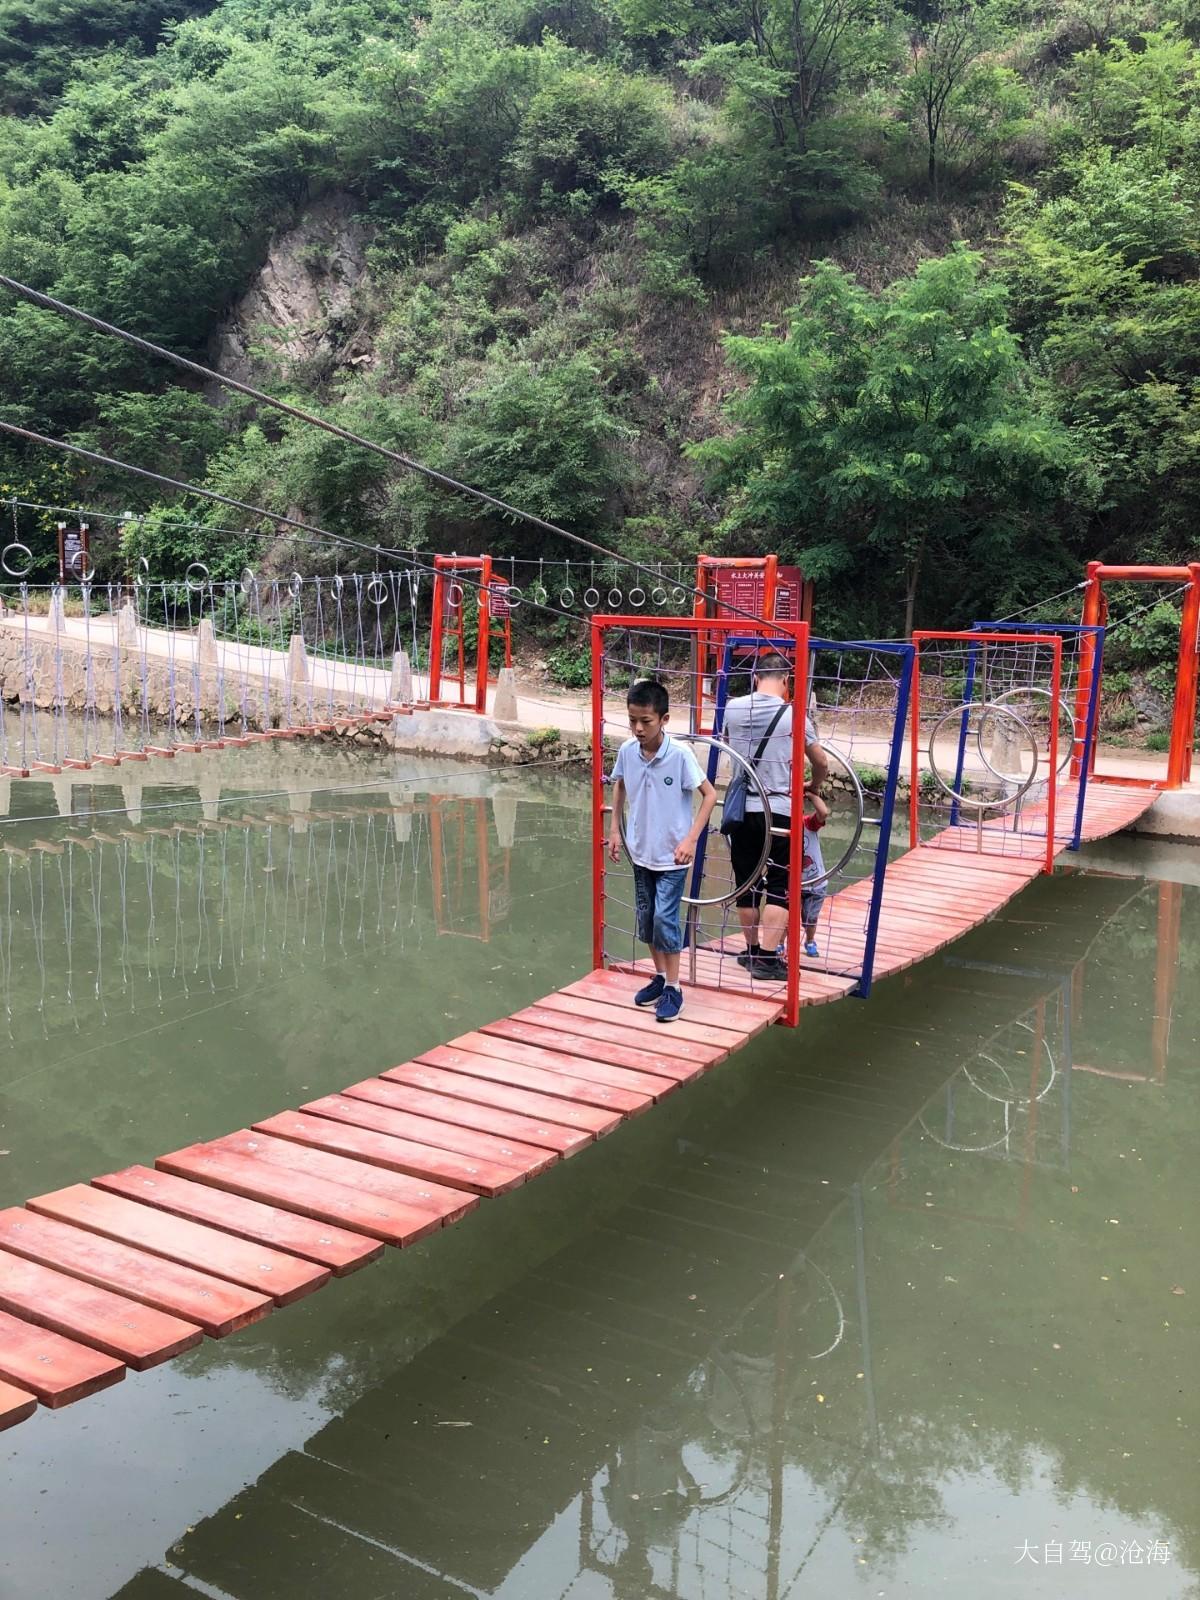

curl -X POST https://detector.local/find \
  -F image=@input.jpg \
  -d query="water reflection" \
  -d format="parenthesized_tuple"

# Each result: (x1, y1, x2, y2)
(92, 869, 1195, 1600)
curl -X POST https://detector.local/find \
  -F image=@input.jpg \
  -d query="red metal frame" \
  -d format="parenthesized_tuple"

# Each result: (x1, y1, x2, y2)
(692, 556, 812, 732)
(428, 555, 493, 713)
(910, 631, 1063, 874)
(591, 613, 809, 1026)
(1076, 561, 1200, 790)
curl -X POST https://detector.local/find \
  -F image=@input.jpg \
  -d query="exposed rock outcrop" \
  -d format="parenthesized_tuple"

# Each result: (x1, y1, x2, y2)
(209, 193, 374, 387)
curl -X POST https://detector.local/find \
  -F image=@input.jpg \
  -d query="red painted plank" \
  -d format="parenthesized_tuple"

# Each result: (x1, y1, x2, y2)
(0, 1379, 37, 1430)
(579, 960, 780, 1024)
(0, 1248, 201, 1369)
(254, 1111, 526, 1199)
(0, 1306, 124, 1407)
(479, 1017, 708, 1083)
(202, 1132, 480, 1227)
(302, 1093, 557, 1176)
(93, 1167, 381, 1277)
(155, 1145, 451, 1247)
(0, 1209, 272, 1339)
(555, 982, 775, 1040)
(378, 1063, 618, 1139)
(28, 1185, 329, 1308)
(511, 1004, 725, 1067)
(415, 1043, 652, 1116)
(531, 991, 750, 1049)
(453, 1027, 684, 1099)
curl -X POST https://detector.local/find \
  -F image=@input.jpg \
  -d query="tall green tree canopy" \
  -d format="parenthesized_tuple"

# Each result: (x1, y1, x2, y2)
(693, 247, 1089, 633)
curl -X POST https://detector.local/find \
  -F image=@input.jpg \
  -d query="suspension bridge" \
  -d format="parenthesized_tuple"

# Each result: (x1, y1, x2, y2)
(0, 270, 1195, 1441)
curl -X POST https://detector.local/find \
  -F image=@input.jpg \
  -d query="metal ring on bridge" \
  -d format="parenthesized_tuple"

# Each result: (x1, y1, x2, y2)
(240, 567, 257, 594)
(137, 556, 151, 578)
(559, 586, 575, 609)
(331, 574, 344, 598)
(183, 560, 209, 592)
(504, 585, 524, 610)
(289, 571, 304, 598)
(976, 686, 1076, 778)
(651, 586, 668, 607)
(68, 547, 97, 582)
(366, 576, 390, 606)
(583, 587, 600, 610)
(628, 587, 646, 609)
(1, 542, 33, 578)
(927, 702, 1040, 812)
(799, 738, 866, 891)
(671, 586, 688, 607)
(607, 588, 623, 609)
(615, 735, 773, 909)
(530, 583, 548, 608)
(447, 581, 464, 610)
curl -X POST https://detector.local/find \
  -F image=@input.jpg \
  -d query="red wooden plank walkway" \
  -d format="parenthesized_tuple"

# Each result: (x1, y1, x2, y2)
(0, 780, 1159, 1433)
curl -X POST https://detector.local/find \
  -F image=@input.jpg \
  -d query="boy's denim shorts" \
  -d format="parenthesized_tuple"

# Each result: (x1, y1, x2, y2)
(632, 864, 687, 955)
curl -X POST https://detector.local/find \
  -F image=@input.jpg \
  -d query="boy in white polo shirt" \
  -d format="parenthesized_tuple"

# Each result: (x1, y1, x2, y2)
(607, 679, 718, 1022)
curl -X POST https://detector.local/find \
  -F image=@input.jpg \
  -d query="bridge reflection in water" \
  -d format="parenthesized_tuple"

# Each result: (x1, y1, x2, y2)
(100, 868, 1192, 1600)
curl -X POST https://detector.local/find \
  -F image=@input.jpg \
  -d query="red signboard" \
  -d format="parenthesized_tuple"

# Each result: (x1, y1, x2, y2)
(713, 564, 805, 623)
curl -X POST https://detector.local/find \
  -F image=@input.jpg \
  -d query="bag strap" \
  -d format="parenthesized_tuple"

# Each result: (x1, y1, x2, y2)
(748, 702, 788, 767)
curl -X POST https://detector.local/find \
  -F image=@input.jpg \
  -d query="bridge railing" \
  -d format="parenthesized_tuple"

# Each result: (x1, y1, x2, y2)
(969, 620, 1105, 851)
(909, 631, 1065, 872)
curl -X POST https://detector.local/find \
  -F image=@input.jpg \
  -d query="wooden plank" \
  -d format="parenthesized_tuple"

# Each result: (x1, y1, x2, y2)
(457, 1026, 688, 1096)
(415, 1043, 653, 1117)
(583, 966, 782, 1019)
(27, 1185, 329, 1307)
(253, 1111, 526, 1199)
(93, 1167, 381, 1276)
(0, 1248, 201, 1370)
(0, 1208, 272, 1339)
(169, 1132, 480, 1228)
(155, 1146, 454, 1247)
(377, 1063, 618, 1140)
(202, 1132, 480, 1225)
(511, 1003, 730, 1066)
(479, 1017, 709, 1083)
(0, 1305, 124, 1406)
(302, 1093, 558, 1176)
(529, 991, 749, 1049)
(0, 1379, 37, 1431)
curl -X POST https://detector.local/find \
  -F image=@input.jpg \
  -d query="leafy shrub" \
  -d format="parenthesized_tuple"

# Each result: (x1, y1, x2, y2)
(546, 642, 592, 687)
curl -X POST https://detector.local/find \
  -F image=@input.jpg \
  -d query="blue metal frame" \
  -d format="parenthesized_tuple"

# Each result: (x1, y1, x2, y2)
(970, 621, 1106, 851)
(704, 634, 914, 999)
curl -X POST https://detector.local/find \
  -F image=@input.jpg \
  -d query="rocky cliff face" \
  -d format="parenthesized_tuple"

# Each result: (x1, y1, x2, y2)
(209, 193, 374, 386)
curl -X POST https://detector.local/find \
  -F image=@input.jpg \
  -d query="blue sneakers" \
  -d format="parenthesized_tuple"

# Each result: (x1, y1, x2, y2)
(634, 974, 666, 1007)
(655, 985, 684, 1023)
(804, 940, 820, 959)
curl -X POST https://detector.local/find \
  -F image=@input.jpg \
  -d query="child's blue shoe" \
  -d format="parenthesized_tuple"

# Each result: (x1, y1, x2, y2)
(655, 985, 684, 1023)
(635, 974, 666, 1007)
(804, 940, 820, 958)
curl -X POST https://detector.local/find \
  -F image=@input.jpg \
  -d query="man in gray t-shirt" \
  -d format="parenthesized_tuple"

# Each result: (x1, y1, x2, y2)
(722, 653, 829, 978)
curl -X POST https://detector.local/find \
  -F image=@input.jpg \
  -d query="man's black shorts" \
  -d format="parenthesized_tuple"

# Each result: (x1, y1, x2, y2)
(726, 812, 789, 908)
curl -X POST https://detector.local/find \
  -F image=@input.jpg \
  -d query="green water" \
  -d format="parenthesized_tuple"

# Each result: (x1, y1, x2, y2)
(0, 745, 1195, 1600)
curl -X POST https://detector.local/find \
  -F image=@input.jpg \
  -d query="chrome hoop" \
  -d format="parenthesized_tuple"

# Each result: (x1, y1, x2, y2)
(1, 542, 33, 578)
(558, 586, 575, 608)
(184, 561, 210, 592)
(583, 587, 600, 610)
(240, 567, 257, 595)
(614, 735, 773, 908)
(651, 586, 668, 607)
(671, 586, 688, 607)
(976, 686, 1075, 778)
(505, 585, 524, 610)
(289, 571, 304, 599)
(331, 574, 344, 599)
(447, 582, 464, 610)
(628, 586, 646, 609)
(927, 703, 1040, 813)
(607, 588, 623, 609)
(530, 583, 548, 608)
(803, 738, 866, 891)
(69, 548, 97, 582)
(366, 576, 389, 606)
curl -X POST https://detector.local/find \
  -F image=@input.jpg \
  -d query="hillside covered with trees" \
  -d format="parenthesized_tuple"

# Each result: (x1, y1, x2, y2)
(2, 0, 1198, 646)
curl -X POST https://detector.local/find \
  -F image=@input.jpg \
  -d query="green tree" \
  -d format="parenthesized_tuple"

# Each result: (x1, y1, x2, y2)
(903, 0, 1001, 196)
(693, 247, 1086, 634)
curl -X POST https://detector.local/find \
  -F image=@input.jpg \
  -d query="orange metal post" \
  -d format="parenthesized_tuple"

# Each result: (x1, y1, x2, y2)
(1072, 562, 1105, 779)
(1167, 563, 1200, 787)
